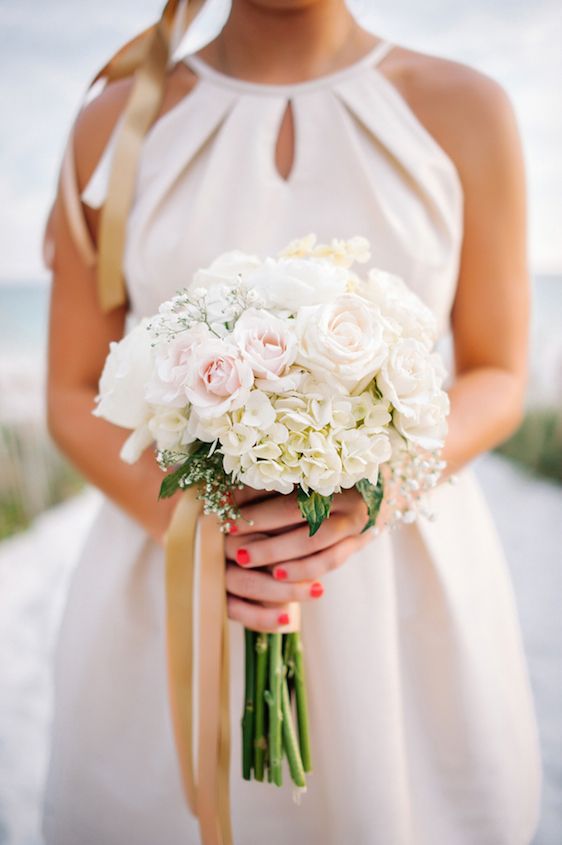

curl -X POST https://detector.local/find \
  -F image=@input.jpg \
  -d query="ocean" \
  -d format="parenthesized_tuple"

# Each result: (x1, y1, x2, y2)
(1, 275, 561, 403)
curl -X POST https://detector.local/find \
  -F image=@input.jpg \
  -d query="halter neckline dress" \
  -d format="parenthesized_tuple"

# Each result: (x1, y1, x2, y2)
(42, 38, 542, 845)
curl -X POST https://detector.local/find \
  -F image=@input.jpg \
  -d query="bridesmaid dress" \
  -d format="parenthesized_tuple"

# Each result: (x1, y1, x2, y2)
(41, 39, 542, 845)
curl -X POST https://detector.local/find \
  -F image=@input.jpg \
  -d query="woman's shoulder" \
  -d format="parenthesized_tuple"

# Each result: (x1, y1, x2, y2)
(73, 61, 199, 197)
(381, 44, 522, 181)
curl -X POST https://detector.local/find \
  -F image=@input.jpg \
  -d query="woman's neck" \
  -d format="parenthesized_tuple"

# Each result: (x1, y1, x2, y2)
(198, 0, 379, 84)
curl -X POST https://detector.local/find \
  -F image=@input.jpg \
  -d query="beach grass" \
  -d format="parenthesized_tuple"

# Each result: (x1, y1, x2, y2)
(0, 423, 84, 541)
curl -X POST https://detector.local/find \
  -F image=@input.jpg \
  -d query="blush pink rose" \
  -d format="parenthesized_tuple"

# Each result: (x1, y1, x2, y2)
(232, 308, 297, 380)
(184, 339, 254, 417)
(146, 323, 211, 408)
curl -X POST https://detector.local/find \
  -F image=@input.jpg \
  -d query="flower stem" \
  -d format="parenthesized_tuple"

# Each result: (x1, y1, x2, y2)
(253, 632, 269, 781)
(290, 632, 312, 772)
(241, 628, 256, 780)
(267, 633, 283, 786)
(281, 672, 306, 787)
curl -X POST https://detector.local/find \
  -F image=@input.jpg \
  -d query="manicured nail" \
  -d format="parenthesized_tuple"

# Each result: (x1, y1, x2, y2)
(228, 523, 238, 535)
(274, 567, 288, 580)
(236, 548, 251, 566)
(310, 582, 324, 598)
(278, 613, 290, 626)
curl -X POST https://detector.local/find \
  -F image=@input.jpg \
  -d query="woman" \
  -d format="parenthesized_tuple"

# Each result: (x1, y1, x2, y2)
(42, 0, 542, 842)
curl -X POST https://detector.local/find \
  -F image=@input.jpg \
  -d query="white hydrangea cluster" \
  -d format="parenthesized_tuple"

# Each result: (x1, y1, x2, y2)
(94, 234, 449, 506)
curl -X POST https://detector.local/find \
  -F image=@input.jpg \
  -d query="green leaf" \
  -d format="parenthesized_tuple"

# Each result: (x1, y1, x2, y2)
(158, 459, 193, 499)
(355, 477, 384, 532)
(297, 488, 333, 536)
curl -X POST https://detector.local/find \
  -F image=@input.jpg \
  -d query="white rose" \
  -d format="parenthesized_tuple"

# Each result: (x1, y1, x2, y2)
(360, 268, 437, 349)
(294, 294, 387, 391)
(393, 390, 450, 450)
(246, 256, 349, 310)
(377, 339, 446, 417)
(192, 250, 262, 288)
(93, 318, 153, 429)
(232, 309, 297, 380)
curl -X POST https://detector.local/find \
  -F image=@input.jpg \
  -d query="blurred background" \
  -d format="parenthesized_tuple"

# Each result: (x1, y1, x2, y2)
(0, 0, 560, 843)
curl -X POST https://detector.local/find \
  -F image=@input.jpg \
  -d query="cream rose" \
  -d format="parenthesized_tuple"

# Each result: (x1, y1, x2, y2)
(192, 250, 262, 288)
(360, 268, 437, 349)
(393, 391, 450, 450)
(377, 339, 446, 417)
(246, 256, 349, 310)
(294, 294, 387, 391)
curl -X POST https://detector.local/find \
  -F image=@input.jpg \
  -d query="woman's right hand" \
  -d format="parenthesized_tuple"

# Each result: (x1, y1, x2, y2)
(222, 485, 376, 633)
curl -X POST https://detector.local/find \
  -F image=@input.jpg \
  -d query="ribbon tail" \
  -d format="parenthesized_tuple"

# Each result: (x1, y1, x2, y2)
(218, 609, 233, 845)
(197, 512, 231, 845)
(164, 489, 202, 814)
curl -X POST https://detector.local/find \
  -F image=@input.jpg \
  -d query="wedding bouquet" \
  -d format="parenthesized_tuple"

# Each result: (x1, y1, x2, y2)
(93, 234, 449, 790)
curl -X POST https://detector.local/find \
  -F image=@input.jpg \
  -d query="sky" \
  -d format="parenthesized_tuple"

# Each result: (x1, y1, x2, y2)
(0, 0, 560, 280)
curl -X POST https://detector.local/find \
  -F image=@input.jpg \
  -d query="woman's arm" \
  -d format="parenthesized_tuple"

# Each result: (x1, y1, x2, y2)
(440, 70, 530, 477)
(46, 77, 182, 545)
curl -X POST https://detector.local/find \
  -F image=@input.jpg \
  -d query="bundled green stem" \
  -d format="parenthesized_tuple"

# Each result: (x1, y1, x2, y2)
(281, 674, 306, 787)
(289, 632, 312, 772)
(253, 632, 269, 781)
(241, 629, 256, 780)
(242, 629, 312, 788)
(267, 633, 283, 786)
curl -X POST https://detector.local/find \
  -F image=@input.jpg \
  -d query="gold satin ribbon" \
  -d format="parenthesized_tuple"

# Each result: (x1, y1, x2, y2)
(165, 491, 233, 845)
(43, 2, 234, 842)
(41, 0, 206, 311)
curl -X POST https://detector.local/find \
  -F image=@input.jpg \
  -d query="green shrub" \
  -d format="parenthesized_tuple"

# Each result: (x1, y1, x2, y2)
(495, 407, 562, 484)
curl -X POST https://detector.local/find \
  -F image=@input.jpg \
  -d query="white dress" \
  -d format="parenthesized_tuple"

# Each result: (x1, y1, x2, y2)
(41, 40, 543, 844)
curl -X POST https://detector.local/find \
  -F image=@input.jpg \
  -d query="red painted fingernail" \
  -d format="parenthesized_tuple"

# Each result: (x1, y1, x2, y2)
(278, 613, 290, 626)
(274, 567, 288, 580)
(236, 548, 251, 566)
(228, 523, 238, 535)
(310, 582, 324, 598)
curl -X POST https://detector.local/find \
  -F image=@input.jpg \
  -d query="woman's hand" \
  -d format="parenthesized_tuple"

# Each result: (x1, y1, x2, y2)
(224, 487, 377, 632)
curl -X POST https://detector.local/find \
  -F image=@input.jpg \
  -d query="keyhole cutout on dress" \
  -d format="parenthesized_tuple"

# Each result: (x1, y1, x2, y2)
(274, 100, 296, 182)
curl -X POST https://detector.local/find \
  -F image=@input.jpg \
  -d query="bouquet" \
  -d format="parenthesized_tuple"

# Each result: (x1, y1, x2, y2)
(94, 234, 449, 791)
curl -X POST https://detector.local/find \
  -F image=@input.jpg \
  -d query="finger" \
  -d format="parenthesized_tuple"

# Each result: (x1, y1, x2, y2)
(226, 595, 299, 633)
(232, 486, 278, 508)
(225, 513, 362, 568)
(270, 529, 376, 582)
(330, 486, 369, 519)
(236, 494, 305, 534)
(225, 563, 324, 604)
